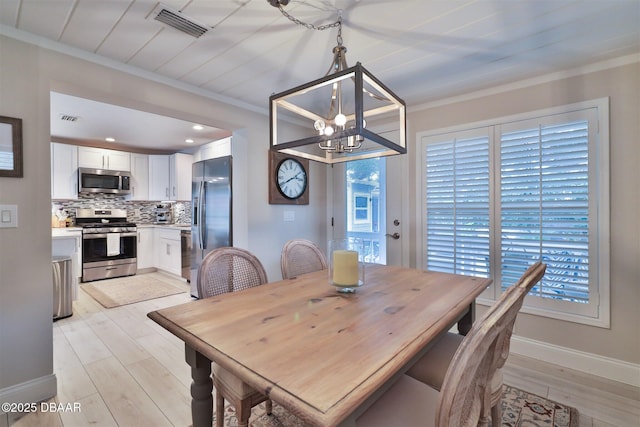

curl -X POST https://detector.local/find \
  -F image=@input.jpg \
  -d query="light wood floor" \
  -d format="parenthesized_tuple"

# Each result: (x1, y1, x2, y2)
(10, 272, 640, 427)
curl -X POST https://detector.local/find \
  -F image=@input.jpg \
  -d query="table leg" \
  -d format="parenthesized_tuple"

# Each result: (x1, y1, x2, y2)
(185, 345, 213, 427)
(457, 301, 475, 335)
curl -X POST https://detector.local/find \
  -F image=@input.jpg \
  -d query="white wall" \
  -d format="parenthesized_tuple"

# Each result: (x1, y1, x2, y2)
(0, 36, 57, 413)
(0, 34, 328, 407)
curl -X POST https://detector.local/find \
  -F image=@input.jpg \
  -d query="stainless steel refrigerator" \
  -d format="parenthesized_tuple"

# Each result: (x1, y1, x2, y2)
(190, 156, 232, 298)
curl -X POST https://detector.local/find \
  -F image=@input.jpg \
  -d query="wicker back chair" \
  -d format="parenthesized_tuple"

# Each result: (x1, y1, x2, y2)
(197, 246, 268, 298)
(405, 261, 546, 424)
(280, 239, 328, 279)
(356, 262, 547, 427)
(197, 247, 272, 427)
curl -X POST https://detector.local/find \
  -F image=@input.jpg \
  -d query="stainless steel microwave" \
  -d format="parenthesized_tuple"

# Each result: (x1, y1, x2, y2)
(78, 168, 131, 195)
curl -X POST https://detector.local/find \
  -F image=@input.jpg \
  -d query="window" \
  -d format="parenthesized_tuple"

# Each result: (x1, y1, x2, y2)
(418, 99, 609, 327)
(0, 149, 13, 170)
(346, 158, 385, 264)
(353, 194, 371, 224)
(425, 131, 491, 277)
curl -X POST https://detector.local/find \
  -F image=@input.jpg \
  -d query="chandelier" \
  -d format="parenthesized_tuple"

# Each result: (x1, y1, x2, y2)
(268, 1, 406, 164)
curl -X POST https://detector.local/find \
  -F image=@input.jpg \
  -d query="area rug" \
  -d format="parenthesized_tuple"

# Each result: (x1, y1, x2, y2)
(81, 274, 187, 308)
(211, 385, 578, 427)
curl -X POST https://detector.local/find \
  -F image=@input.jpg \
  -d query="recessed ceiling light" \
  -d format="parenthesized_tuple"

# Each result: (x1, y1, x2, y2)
(105, 137, 115, 142)
(192, 124, 204, 130)
(185, 139, 195, 144)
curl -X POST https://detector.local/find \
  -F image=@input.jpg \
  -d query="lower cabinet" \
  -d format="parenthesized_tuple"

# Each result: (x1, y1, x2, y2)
(154, 228, 182, 277)
(137, 228, 154, 270)
(137, 226, 186, 277)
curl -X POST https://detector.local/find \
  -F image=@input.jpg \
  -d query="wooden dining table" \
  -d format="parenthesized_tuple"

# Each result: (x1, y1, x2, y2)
(147, 263, 491, 427)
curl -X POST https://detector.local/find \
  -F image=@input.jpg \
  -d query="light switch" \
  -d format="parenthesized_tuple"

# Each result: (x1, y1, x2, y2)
(0, 205, 18, 228)
(283, 211, 295, 222)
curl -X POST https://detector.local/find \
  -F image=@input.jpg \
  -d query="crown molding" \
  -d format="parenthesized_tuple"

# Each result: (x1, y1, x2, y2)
(0, 24, 268, 117)
(409, 53, 640, 113)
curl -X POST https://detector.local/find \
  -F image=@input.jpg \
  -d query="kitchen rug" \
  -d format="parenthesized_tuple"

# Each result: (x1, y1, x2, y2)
(81, 273, 187, 308)
(211, 384, 578, 427)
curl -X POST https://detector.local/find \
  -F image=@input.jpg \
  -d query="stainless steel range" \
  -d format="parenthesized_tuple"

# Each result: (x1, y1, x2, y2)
(76, 208, 137, 282)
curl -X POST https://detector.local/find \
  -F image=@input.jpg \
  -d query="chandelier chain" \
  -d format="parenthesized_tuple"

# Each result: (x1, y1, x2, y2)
(275, 4, 342, 34)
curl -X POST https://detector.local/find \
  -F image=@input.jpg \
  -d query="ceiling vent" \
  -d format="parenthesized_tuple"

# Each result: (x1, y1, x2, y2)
(150, 4, 209, 38)
(59, 114, 78, 122)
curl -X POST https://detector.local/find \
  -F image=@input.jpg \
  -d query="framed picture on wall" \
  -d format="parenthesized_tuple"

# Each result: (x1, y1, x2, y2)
(0, 116, 23, 178)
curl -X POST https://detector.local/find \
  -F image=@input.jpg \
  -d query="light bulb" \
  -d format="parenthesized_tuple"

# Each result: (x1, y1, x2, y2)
(314, 120, 326, 135)
(325, 126, 335, 136)
(335, 113, 346, 127)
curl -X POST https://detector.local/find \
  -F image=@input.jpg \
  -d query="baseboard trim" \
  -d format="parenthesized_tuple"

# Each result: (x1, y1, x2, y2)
(0, 374, 57, 413)
(510, 336, 640, 388)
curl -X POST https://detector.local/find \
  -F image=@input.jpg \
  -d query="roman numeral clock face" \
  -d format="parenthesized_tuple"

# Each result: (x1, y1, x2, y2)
(276, 158, 307, 199)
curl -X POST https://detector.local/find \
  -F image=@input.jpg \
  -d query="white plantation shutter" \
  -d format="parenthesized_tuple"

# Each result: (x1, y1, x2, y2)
(420, 100, 609, 326)
(499, 109, 601, 319)
(424, 130, 491, 277)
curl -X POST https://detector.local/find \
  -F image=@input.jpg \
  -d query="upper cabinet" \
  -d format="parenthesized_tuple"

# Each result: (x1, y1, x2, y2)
(78, 146, 131, 171)
(170, 153, 193, 201)
(51, 143, 78, 200)
(50, 143, 190, 201)
(130, 153, 149, 201)
(148, 154, 170, 200)
(149, 153, 192, 201)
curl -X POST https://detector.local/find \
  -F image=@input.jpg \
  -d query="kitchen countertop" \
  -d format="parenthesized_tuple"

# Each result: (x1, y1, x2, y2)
(138, 223, 191, 230)
(52, 227, 82, 238)
(52, 223, 190, 237)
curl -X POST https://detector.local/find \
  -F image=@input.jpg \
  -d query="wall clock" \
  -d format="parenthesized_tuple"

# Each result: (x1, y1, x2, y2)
(269, 151, 309, 205)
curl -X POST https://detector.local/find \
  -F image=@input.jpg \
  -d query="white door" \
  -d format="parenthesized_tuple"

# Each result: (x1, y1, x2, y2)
(331, 155, 407, 266)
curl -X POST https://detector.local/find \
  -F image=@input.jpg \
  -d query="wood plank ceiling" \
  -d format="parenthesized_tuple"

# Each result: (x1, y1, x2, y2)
(1, 0, 638, 150)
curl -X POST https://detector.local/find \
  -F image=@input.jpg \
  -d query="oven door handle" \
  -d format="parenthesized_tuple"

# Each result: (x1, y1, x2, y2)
(83, 232, 137, 239)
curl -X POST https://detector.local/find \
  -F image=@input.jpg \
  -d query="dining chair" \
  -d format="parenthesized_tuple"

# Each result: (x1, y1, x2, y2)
(280, 238, 328, 279)
(197, 247, 272, 427)
(356, 261, 546, 427)
(405, 261, 546, 425)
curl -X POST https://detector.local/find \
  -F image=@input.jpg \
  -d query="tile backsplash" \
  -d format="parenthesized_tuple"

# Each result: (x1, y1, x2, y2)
(52, 193, 191, 225)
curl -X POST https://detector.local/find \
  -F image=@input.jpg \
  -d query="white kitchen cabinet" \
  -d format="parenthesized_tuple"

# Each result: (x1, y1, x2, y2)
(170, 153, 193, 201)
(148, 154, 170, 200)
(130, 153, 149, 200)
(51, 143, 78, 200)
(78, 146, 131, 171)
(154, 228, 181, 276)
(148, 153, 193, 201)
(136, 227, 154, 270)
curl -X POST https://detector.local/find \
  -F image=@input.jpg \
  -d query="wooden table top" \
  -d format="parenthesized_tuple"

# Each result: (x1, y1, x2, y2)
(148, 264, 491, 426)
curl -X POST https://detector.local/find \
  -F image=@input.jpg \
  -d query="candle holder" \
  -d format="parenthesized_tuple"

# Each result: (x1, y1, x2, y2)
(328, 238, 364, 293)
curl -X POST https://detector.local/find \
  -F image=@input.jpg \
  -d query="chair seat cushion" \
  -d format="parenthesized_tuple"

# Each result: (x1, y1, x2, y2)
(406, 332, 463, 391)
(356, 375, 438, 427)
(213, 363, 259, 399)
(406, 332, 503, 395)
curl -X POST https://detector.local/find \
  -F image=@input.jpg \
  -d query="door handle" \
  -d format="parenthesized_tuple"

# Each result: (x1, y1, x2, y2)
(385, 232, 400, 240)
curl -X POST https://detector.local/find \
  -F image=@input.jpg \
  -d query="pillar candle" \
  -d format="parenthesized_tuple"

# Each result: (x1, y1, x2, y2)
(332, 250, 359, 286)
